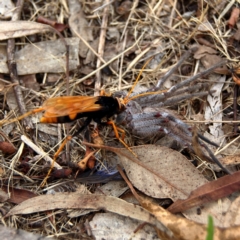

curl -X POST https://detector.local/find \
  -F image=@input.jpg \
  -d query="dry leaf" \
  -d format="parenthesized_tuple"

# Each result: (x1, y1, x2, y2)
(121, 181, 239, 240)
(223, 195, 240, 227)
(221, 154, 240, 166)
(140, 195, 240, 240)
(0, 189, 8, 202)
(0, 38, 79, 75)
(2, 186, 37, 204)
(228, 7, 240, 28)
(69, 10, 94, 58)
(107, 144, 231, 226)
(193, 45, 228, 74)
(37, 16, 68, 32)
(117, 145, 208, 200)
(204, 75, 226, 145)
(0, 141, 16, 154)
(19, 75, 40, 91)
(6, 193, 171, 237)
(95, 181, 129, 197)
(0, 21, 52, 40)
(168, 170, 240, 214)
(0, 0, 14, 19)
(90, 213, 159, 240)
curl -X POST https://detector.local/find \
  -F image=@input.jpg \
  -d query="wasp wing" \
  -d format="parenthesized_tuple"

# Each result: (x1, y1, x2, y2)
(42, 96, 102, 118)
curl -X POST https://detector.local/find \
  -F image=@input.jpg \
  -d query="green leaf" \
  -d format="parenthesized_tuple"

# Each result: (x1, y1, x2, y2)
(206, 215, 214, 240)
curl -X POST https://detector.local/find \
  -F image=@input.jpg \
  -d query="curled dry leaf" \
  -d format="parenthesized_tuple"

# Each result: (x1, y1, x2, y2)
(193, 45, 228, 74)
(116, 1, 133, 15)
(77, 150, 96, 171)
(51, 168, 72, 179)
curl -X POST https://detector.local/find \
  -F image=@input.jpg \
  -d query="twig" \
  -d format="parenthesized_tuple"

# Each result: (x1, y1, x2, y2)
(201, 141, 232, 175)
(120, 0, 139, 41)
(233, 85, 238, 134)
(95, 0, 110, 96)
(21, 135, 62, 169)
(7, 0, 32, 127)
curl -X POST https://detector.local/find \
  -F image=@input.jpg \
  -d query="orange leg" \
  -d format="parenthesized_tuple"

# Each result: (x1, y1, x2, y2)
(107, 121, 137, 157)
(40, 135, 72, 187)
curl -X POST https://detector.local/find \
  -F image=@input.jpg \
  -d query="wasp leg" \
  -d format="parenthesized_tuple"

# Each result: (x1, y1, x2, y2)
(115, 126, 125, 140)
(41, 117, 92, 187)
(41, 135, 72, 187)
(73, 117, 92, 136)
(107, 120, 137, 157)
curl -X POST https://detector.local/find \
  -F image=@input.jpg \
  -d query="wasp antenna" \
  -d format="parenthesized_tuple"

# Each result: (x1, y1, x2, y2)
(127, 89, 167, 102)
(125, 57, 153, 103)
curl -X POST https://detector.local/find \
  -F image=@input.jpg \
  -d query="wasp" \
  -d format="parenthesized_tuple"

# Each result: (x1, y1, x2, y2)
(0, 94, 133, 186)
(1, 59, 152, 152)
(0, 61, 149, 186)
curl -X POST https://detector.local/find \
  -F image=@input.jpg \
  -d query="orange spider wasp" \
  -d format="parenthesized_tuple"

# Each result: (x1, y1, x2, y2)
(0, 59, 152, 186)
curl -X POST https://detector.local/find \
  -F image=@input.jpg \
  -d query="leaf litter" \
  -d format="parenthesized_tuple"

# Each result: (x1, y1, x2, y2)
(1, 0, 240, 240)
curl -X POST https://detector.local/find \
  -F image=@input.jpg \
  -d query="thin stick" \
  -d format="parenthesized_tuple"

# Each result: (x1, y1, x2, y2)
(233, 85, 238, 134)
(7, 0, 31, 127)
(72, 32, 146, 86)
(95, 0, 110, 96)
(120, 0, 139, 41)
(21, 135, 62, 169)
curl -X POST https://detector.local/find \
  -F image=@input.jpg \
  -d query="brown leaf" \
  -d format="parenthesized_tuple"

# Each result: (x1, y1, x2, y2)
(51, 168, 72, 179)
(2, 186, 37, 204)
(0, 141, 16, 154)
(193, 45, 228, 74)
(37, 16, 68, 32)
(19, 75, 40, 91)
(168, 170, 240, 213)
(228, 7, 240, 28)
